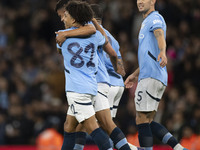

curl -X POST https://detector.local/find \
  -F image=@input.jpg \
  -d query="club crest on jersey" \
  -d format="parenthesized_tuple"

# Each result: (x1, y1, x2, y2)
(139, 34, 144, 39)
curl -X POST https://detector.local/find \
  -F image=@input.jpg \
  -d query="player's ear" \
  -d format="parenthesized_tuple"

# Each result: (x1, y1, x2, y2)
(151, 0, 156, 6)
(70, 15, 76, 25)
(72, 19, 76, 25)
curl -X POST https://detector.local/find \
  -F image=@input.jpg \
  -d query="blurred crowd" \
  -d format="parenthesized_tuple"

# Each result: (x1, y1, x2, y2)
(0, 0, 200, 148)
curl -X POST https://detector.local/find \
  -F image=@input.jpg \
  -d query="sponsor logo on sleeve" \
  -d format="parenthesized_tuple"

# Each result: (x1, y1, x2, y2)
(153, 19, 162, 24)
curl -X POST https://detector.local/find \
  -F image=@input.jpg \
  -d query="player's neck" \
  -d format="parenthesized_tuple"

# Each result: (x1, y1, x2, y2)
(72, 23, 82, 28)
(143, 8, 155, 19)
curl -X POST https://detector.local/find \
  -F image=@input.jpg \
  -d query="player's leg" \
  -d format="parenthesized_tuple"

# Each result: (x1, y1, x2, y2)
(150, 121, 186, 150)
(96, 109, 132, 150)
(73, 124, 87, 150)
(144, 79, 186, 150)
(136, 111, 154, 150)
(95, 83, 131, 150)
(82, 115, 112, 150)
(61, 91, 80, 150)
(134, 78, 163, 150)
(67, 92, 112, 150)
(62, 114, 79, 150)
(96, 109, 116, 135)
(135, 78, 188, 150)
(108, 86, 138, 150)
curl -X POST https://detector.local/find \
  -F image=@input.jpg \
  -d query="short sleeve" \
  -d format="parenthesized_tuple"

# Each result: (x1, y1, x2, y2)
(115, 43, 121, 57)
(113, 42, 121, 58)
(56, 34, 61, 49)
(87, 21, 93, 25)
(56, 43, 61, 49)
(96, 31, 106, 46)
(149, 16, 163, 32)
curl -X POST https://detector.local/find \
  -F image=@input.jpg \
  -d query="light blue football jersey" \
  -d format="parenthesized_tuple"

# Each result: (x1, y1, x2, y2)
(102, 27, 124, 87)
(96, 46, 110, 85)
(138, 11, 168, 86)
(80, 22, 110, 85)
(57, 27, 105, 95)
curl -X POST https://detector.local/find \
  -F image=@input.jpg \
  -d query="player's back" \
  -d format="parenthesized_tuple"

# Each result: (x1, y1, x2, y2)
(102, 27, 124, 87)
(96, 45, 110, 85)
(60, 27, 105, 95)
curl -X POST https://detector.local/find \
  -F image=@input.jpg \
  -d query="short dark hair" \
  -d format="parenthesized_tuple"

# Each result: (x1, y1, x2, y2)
(66, 1, 93, 26)
(90, 4, 103, 20)
(55, 0, 70, 12)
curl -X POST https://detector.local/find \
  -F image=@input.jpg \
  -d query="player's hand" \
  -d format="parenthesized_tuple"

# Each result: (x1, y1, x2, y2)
(157, 51, 167, 68)
(124, 74, 138, 88)
(116, 67, 126, 77)
(55, 31, 66, 47)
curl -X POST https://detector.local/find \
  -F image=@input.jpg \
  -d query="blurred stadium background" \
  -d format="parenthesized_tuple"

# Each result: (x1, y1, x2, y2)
(0, 0, 200, 149)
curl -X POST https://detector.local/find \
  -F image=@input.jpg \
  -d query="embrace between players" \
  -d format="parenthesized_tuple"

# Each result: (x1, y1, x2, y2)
(55, 0, 187, 150)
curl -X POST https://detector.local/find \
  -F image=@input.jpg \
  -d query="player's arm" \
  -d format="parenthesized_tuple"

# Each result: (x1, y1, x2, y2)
(103, 43, 125, 76)
(124, 68, 139, 88)
(103, 44, 126, 77)
(114, 48, 126, 77)
(117, 57, 126, 76)
(92, 18, 125, 76)
(92, 18, 109, 45)
(153, 28, 167, 68)
(56, 24, 96, 46)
